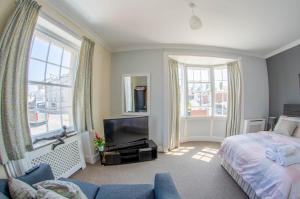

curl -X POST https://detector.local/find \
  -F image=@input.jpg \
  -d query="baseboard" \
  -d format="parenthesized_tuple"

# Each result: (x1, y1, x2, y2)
(180, 136, 224, 143)
(157, 146, 164, 152)
(84, 153, 100, 164)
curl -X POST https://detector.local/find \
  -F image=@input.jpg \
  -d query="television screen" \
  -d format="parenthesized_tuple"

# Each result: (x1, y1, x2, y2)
(103, 116, 148, 147)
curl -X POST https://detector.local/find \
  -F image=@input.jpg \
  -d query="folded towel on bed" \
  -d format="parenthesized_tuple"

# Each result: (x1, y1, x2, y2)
(276, 145, 296, 156)
(276, 151, 300, 166)
(265, 149, 277, 161)
(265, 144, 300, 166)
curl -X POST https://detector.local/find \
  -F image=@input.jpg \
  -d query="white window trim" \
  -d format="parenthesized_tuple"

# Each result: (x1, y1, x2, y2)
(181, 64, 228, 118)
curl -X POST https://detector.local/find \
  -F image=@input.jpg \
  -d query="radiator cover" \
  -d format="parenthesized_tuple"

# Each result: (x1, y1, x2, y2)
(25, 134, 86, 179)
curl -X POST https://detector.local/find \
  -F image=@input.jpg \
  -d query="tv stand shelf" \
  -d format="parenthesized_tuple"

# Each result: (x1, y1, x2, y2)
(100, 140, 157, 166)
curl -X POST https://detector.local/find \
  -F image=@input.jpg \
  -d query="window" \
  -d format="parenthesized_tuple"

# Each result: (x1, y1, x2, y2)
(27, 16, 80, 139)
(180, 65, 228, 117)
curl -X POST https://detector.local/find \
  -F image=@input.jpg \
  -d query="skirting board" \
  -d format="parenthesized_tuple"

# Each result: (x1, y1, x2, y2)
(84, 153, 100, 164)
(180, 136, 224, 143)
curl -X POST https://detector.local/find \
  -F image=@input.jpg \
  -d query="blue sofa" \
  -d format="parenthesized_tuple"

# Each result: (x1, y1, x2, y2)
(0, 164, 181, 199)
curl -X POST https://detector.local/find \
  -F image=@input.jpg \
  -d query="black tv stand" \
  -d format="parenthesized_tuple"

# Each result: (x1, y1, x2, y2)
(100, 140, 157, 165)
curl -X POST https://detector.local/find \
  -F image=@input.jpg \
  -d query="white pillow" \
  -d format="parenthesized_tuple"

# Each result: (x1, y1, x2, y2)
(33, 180, 87, 199)
(274, 116, 298, 136)
(8, 178, 37, 199)
(293, 127, 300, 138)
(36, 186, 68, 199)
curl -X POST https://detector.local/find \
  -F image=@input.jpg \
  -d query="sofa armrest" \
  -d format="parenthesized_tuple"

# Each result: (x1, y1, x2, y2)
(154, 173, 181, 199)
(17, 163, 55, 186)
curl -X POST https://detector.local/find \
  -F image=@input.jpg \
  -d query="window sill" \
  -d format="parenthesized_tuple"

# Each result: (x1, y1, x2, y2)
(33, 132, 77, 150)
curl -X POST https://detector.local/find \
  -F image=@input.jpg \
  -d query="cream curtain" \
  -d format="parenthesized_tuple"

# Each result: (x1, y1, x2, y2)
(0, 0, 41, 164)
(225, 61, 242, 137)
(168, 59, 180, 150)
(73, 37, 95, 133)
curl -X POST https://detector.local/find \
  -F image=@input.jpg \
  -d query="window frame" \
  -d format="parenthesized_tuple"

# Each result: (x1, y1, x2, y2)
(181, 64, 228, 118)
(28, 24, 80, 141)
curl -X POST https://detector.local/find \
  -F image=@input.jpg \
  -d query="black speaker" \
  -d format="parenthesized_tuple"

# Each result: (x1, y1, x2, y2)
(138, 148, 153, 161)
(103, 151, 121, 165)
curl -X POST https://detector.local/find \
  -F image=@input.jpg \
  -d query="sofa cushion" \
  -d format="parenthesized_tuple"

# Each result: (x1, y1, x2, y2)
(0, 179, 10, 198)
(95, 184, 154, 199)
(59, 178, 99, 199)
(154, 173, 181, 199)
(17, 164, 54, 186)
(0, 192, 10, 199)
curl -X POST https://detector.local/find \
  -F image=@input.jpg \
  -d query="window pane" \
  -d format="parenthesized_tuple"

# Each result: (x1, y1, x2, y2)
(60, 68, 72, 85)
(187, 69, 194, 81)
(61, 87, 73, 107)
(62, 50, 72, 67)
(62, 106, 73, 127)
(188, 83, 211, 110)
(28, 84, 47, 137)
(223, 69, 228, 81)
(201, 69, 209, 82)
(28, 59, 46, 82)
(31, 37, 49, 60)
(48, 43, 63, 65)
(61, 87, 73, 128)
(214, 68, 228, 116)
(46, 64, 60, 83)
(46, 85, 61, 131)
(194, 70, 200, 81)
(214, 69, 222, 81)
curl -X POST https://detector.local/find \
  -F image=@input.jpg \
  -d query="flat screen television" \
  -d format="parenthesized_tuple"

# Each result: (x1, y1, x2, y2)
(103, 116, 148, 147)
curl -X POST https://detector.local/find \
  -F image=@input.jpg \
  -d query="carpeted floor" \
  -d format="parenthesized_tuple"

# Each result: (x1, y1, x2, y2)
(71, 142, 248, 199)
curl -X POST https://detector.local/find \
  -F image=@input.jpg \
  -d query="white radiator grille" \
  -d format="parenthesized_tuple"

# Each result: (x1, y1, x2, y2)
(26, 135, 86, 179)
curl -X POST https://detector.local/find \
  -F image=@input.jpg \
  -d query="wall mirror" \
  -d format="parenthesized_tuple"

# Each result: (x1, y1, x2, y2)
(122, 74, 150, 115)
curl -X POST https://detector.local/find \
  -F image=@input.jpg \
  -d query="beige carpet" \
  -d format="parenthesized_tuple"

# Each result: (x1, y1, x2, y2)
(71, 142, 248, 199)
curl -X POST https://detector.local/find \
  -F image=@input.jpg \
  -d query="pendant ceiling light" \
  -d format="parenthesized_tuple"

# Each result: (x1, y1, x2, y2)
(189, 2, 202, 30)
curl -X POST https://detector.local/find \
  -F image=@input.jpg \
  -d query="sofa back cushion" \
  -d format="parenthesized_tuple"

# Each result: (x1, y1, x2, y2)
(17, 164, 54, 186)
(0, 192, 9, 199)
(0, 180, 10, 198)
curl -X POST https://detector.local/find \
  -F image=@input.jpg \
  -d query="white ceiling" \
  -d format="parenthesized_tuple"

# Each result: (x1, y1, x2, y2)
(46, 0, 300, 57)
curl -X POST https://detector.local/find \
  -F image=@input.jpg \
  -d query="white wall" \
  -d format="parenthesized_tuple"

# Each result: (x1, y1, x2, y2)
(111, 48, 269, 149)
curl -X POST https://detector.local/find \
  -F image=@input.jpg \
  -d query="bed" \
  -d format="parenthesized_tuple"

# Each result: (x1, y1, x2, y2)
(219, 104, 300, 199)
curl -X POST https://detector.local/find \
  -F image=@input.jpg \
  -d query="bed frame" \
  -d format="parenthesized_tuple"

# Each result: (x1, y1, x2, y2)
(221, 159, 261, 199)
(221, 104, 300, 199)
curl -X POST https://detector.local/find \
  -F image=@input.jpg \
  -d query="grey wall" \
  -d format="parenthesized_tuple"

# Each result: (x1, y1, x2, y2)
(267, 45, 300, 116)
(111, 50, 164, 146)
(111, 49, 269, 148)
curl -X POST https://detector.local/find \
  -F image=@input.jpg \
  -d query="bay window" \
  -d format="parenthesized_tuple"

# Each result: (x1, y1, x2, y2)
(179, 65, 228, 117)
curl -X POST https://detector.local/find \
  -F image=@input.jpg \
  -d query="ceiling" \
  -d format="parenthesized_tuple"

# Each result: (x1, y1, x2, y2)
(46, 0, 300, 57)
